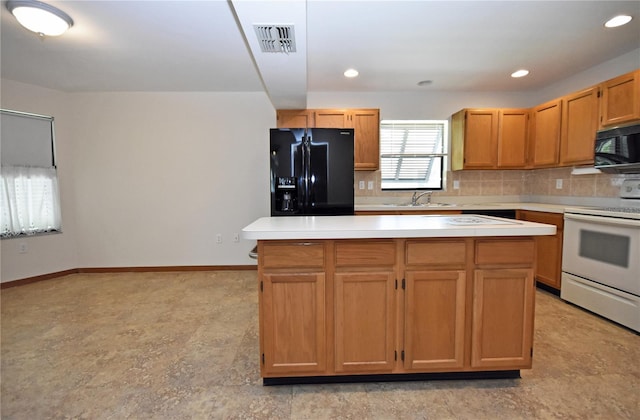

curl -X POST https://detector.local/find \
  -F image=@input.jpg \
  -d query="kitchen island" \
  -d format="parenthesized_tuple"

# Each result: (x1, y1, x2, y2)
(242, 215, 556, 384)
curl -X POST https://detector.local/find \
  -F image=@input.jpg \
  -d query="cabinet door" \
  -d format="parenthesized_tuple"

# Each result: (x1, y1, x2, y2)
(497, 109, 528, 168)
(463, 109, 499, 169)
(471, 269, 534, 369)
(404, 270, 466, 370)
(276, 110, 314, 128)
(560, 87, 599, 166)
(530, 99, 561, 167)
(334, 272, 395, 373)
(517, 211, 563, 290)
(314, 109, 349, 128)
(351, 109, 380, 170)
(261, 272, 326, 375)
(600, 70, 640, 127)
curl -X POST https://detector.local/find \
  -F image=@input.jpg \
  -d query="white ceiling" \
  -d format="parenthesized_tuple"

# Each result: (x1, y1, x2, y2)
(2, 1, 639, 109)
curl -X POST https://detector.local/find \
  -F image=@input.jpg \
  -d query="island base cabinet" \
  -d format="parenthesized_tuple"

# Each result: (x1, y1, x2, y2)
(404, 270, 466, 370)
(261, 272, 326, 376)
(471, 269, 535, 369)
(334, 272, 395, 373)
(258, 237, 536, 381)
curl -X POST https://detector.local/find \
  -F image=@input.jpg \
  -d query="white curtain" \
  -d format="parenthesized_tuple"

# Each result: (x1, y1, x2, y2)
(1, 165, 61, 237)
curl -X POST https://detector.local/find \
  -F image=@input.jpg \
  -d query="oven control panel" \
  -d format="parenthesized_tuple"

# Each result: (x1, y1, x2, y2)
(621, 179, 640, 200)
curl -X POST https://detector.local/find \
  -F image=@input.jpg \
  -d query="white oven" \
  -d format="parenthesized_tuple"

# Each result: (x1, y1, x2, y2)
(561, 179, 640, 332)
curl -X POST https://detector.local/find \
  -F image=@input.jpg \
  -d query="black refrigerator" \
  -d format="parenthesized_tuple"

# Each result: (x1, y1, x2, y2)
(270, 128, 354, 216)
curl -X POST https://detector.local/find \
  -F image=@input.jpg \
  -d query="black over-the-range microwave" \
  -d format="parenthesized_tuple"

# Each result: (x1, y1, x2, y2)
(594, 122, 640, 174)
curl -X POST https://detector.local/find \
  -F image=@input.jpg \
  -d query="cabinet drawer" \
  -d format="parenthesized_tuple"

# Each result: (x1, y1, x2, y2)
(406, 240, 467, 266)
(335, 241, 396, 267)
(261, 242, 325, 268)
(475, 240, 534, 265)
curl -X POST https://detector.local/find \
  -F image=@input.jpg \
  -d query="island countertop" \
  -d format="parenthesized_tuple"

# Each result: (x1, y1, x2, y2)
(242, 214, 556, 240)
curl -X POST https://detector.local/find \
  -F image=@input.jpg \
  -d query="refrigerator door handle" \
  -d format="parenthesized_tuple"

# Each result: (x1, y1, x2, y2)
(305, 133, 313, 209)
(301, 133, 309, 210)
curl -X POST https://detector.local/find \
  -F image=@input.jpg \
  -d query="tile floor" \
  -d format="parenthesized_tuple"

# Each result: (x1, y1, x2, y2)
(1, 271, 638, 419)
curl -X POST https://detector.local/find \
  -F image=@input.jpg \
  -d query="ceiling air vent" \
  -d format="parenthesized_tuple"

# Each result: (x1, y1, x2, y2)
(254, 24, 296, 53)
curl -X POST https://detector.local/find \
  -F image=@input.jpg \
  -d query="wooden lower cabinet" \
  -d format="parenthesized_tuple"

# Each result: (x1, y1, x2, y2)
(261, 272, 326, 375)
(517, 210, 564, 290)
(471, 268, 535, 369)
(334, 272, 395, 373)
(334, 240, 396, 373)
(258, 237, 536, 379)
(404, 270, 466, 370)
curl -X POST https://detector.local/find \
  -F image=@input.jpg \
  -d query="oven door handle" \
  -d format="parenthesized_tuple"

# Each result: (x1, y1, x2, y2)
(564, 212, 640, 228)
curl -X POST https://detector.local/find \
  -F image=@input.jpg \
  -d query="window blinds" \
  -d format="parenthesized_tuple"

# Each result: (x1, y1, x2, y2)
(1, 109, 55, 168)
(380, 120, 447, 190)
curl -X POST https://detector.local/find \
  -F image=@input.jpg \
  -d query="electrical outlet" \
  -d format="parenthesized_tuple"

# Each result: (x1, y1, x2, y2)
(453, 180, 460, 190)
(555, 179, 563, 189)
(216, 234, 222, 244)
(19, 242, 28, 253)
(358, 180, 365, 190)
(367, 181, 374, 190)
(233, 233, 240, 243)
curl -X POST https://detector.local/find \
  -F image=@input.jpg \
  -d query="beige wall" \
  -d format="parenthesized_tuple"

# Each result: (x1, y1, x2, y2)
(1, 85, 274, 282)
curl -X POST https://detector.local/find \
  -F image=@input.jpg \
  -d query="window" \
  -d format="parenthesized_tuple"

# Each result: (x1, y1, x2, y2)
(1, 109, 61, 238)
(380, 120, 448, 190)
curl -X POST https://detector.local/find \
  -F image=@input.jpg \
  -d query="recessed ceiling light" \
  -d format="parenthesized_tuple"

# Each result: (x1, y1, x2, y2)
(511, 69, 530, 78)
(417, 80, 433, 86)
(344, 68, 359, 78)
(6, 0, 74, 37)
(604, 15, 633, 28)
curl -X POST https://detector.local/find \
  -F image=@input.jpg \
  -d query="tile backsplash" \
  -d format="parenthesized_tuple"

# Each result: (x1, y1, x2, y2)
(355, 167, 630, 200)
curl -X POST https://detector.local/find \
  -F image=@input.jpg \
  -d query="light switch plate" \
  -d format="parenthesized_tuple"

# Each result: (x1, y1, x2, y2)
(359, 181, 365, 190)
(367, 181, 374, 190)
(453, 180, 460, 190)
(556, 179, 563, 189)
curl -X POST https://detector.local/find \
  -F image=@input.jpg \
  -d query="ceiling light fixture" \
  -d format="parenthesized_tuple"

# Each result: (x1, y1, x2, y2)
(604, 15, 633, 28)
(511, 69, 530, 78)
(6, 0, 74, 37)
(344, 68, 359, 78)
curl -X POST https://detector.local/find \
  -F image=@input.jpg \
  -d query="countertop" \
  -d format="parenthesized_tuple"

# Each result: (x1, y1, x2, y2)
(242, 214, 556, 240)
(355, 202, 569, 213)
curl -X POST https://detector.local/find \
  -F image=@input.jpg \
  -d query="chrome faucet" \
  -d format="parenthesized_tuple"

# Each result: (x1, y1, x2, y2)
(411, 191, 432, 206)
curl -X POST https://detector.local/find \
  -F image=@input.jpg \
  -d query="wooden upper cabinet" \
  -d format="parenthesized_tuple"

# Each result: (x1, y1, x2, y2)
(599, 69, 640, 128)
(350, 109, 380, 171)
(497, 109, 529, 168)
(529, 99, 562, 167)
(451, 109, 498, 170)
(463, 109, 499, 169)
(276, 109, 314, 128)
(451, 108, 527, 170)
(314, 109, 380, 170)
(314, 109, 349, 127)
(560, 86, 599, 166)
(276, 108, 380, 171)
